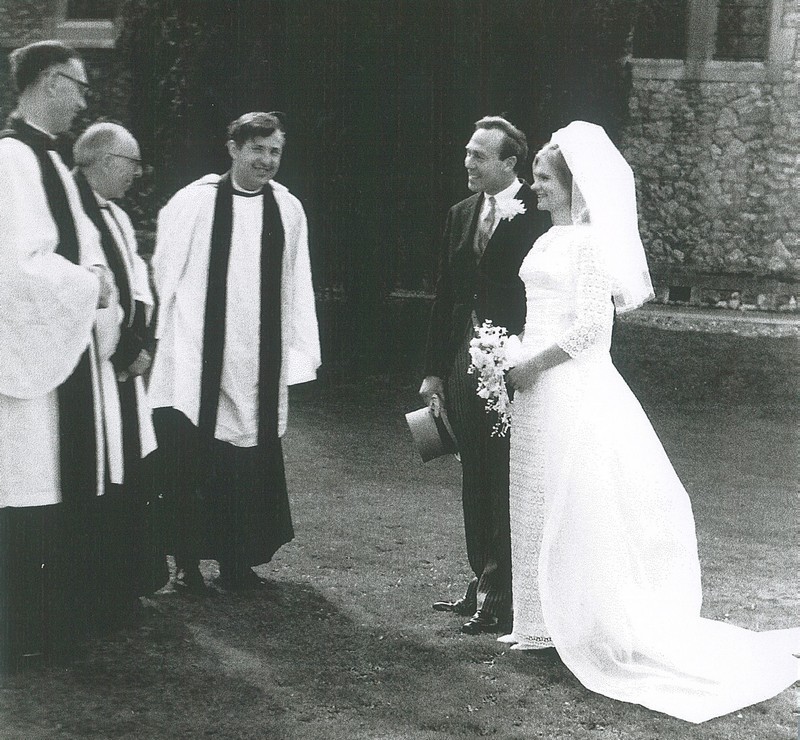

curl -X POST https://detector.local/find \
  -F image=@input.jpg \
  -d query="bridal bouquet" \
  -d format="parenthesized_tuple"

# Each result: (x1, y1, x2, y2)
(467, 320, 512, 437)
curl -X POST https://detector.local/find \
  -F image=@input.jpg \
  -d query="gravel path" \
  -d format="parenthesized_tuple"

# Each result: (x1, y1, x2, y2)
(619, 303, 800, 338)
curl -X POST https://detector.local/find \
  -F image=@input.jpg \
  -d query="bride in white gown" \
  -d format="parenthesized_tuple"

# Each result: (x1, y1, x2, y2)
(498, 121, 799, 723)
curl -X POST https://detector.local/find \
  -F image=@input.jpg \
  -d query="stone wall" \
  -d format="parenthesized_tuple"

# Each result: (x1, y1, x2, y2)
(622, 2, 799, 310)
(0, 0, 52, 115)
(0, 1, 51, 46)
(0, 0, 125, 133)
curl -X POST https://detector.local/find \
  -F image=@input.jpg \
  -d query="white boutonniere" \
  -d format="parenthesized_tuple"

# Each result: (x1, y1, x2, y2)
(495, 198, 527, 222)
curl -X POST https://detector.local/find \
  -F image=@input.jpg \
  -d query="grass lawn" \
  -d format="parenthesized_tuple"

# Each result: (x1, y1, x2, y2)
(0, 323, 797, 739)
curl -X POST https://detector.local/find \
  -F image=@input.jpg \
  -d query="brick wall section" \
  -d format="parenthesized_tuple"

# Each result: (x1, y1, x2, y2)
(622, 3, 799, 308)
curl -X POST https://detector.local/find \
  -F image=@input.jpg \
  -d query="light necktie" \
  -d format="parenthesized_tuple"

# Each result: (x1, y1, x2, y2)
(475, 195, 496, 259)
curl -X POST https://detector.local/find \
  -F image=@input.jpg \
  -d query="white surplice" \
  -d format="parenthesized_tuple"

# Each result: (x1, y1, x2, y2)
(95, 192, 158, 461)
(0, 137, 122, 506)
(505, 224, 800, 723)
(148, 174, 321, 440)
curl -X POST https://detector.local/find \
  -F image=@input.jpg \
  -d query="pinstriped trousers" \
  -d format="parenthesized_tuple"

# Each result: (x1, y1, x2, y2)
(444, 324, 513, 621)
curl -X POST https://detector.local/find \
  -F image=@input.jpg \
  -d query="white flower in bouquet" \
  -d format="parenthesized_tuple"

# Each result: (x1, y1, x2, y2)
(494, 198, 527, 222)
(467, 320, 512, 436)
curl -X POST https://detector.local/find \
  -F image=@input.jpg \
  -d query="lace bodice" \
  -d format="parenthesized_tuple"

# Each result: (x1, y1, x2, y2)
(519, 225, 613, 360)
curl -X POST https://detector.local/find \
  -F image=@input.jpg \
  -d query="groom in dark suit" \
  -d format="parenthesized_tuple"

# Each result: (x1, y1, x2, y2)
(420, 115, 549, 634)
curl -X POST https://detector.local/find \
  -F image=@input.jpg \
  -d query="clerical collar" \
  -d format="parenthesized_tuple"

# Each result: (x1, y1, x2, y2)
(4, 116, 58, 151)
(230, 175, 266, 197)
(95, 192, 112, 209)
(20, 118, 57, 141)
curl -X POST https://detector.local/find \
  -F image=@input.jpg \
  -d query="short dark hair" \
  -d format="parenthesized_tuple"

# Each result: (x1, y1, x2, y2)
(474, 115, 529, 171)
(9, 40, 80, 95)
(227, 111, 286, 147)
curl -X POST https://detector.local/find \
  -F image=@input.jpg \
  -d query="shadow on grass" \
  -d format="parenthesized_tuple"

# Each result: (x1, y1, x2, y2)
(3, 581, 560, 739)
(1, 325, 797, 740)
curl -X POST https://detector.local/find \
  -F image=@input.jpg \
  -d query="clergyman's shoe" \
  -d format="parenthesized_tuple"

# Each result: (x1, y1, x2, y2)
(460, 610, 504, 635)
(174, 565, 211, 596)
(432, 597, 476, 616)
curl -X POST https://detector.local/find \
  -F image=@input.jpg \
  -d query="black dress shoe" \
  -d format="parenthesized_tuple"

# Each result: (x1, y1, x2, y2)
(432, 597, 476, 616)
(460, 610, 503, 635)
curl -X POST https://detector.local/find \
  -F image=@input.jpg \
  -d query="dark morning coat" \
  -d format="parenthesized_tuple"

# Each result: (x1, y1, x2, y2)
(424, 181, 550, 378)
(421, 180, 550, 619)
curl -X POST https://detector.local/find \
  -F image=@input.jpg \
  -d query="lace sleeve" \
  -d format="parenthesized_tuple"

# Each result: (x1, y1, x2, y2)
(556, 230, 612, 358)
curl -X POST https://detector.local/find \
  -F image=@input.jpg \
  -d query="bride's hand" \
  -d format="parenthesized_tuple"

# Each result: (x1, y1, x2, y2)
(507, 359, 539, 393)
(508, 344, 568, 392)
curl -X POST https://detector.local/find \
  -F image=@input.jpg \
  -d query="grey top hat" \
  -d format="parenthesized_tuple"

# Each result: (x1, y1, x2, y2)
(405, 406, 458, 463)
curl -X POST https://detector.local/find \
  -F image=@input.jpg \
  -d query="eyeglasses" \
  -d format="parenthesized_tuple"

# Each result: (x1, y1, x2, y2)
(106, 152, 142, 166)
(56, 71, 91, 94)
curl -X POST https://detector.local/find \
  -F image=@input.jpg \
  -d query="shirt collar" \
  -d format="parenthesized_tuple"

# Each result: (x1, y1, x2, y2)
(487, 178, 521, 204)
(481, 178, 520, 218)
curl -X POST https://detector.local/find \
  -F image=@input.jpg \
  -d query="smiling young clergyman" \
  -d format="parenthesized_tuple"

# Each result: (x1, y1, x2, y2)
(147, 111, 321, 594)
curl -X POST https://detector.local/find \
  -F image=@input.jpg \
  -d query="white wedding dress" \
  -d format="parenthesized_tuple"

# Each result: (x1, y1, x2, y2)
(503, 224, 799, 723)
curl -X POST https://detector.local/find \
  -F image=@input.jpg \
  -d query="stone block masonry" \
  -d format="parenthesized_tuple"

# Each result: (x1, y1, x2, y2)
(622, 1, 799, 311)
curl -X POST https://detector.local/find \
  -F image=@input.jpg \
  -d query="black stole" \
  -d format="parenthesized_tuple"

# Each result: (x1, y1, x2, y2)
(74, 172, 133, 328)
(74, 171, 144, 467)
(73, 172, 146, 369)
(0, 117, 97, 504)
(198, 173, 284, 460)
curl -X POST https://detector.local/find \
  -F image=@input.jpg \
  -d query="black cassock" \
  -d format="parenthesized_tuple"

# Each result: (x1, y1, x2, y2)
(151, 173, 294, 573)
(75, 171, 169, 627)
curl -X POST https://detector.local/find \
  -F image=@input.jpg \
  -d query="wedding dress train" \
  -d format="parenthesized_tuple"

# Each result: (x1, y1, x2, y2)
(503, 224, 799, 723)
